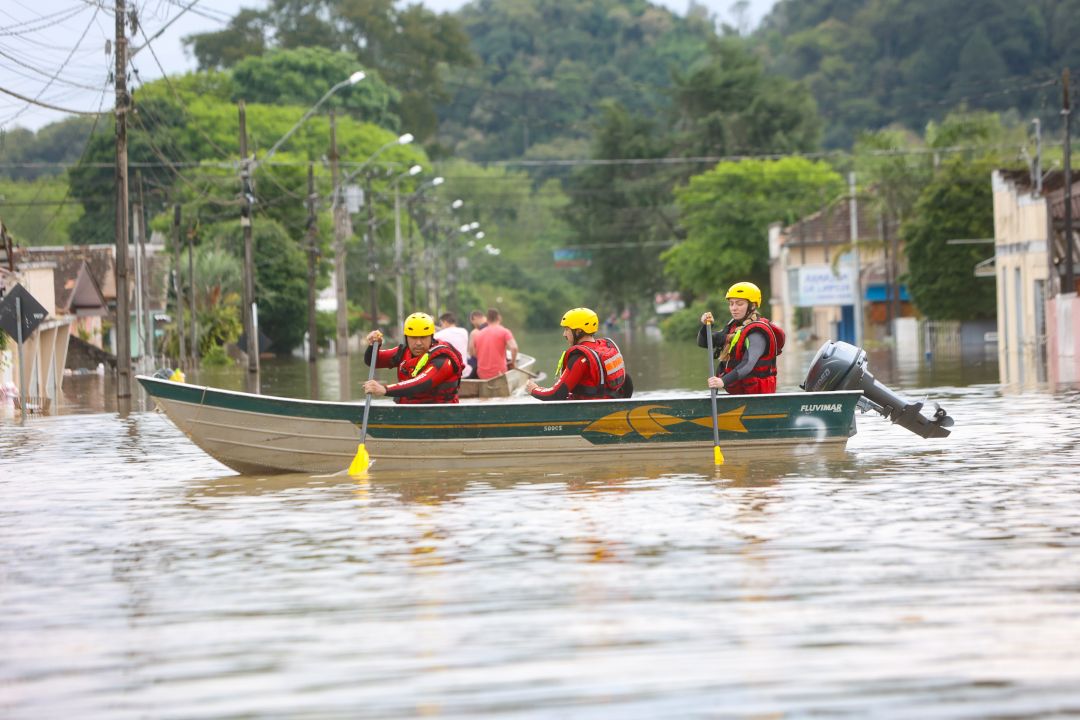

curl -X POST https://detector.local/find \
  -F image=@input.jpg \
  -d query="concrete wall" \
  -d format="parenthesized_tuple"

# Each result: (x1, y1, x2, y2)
(1047, 293, 1080, 386)
(991, 171, 1051, 388)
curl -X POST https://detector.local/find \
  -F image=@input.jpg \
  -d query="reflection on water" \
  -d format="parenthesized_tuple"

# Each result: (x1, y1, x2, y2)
(5, 340, 1080, 717)
(27, 329, 1004, 417)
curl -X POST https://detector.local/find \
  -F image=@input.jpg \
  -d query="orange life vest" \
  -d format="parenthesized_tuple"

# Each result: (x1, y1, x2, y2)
(559, 337, 628, 399)
(389, 342, 464, 404)
(718, 318, 784, 395)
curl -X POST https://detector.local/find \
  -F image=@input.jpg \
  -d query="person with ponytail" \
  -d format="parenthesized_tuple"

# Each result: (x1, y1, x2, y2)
(698, 282, 785, 395)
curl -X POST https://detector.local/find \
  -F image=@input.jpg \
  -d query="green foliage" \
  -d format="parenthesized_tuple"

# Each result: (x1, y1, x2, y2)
(409, 158, 581, 328)
(660, 298, 713, 341)
(0, 116, 100, 181)
(0, 177, 81, 245)
(902, 156, 998, 320)
(185, 0, 476, 142)
(562, 102, 674, 312)
(231, 48, 399, 129)
(664, 156, 845, 297)
(201, 343, 233, 367)
(757, 0, 1078, 146)
(160, 243, 244, 359)
(441, 0, 713, 159)
(671, 36, 822, 156)
(854, 126, 932, 223)
(209, 219, 308, 354)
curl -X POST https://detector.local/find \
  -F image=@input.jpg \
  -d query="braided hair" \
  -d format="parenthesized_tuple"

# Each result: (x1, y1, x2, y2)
(717, 307, 761, 364)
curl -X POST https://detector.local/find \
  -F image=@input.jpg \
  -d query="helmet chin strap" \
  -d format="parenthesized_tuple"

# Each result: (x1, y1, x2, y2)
(571, 328, 586, 344)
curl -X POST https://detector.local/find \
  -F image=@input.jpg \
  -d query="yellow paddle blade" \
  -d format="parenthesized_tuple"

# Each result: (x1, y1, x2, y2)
(714, 445, 725, 466)
(348, 444, 371, 477)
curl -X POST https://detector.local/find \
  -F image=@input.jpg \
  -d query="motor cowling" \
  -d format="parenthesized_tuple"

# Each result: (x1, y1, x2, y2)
(801, 341, 953, 439)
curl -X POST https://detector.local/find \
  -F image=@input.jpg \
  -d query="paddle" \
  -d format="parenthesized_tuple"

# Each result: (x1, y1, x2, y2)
(704, 317, 725, 466)
(348, 339, 380, 476)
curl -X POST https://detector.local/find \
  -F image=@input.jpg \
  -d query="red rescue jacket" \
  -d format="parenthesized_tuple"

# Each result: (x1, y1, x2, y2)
(558, 338, 627, 399)
(719, 318, 784, 395)
(370, 342, 464, 403)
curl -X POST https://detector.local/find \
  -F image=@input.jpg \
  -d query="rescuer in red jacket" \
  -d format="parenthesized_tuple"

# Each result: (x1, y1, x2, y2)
(699, 282, 785, 395)
(363, 312, 464, 403)
(526, 307, 633, 401)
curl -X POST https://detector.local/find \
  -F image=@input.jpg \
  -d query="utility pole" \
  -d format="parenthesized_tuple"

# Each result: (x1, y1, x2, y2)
(114, 0, 132, 398)
(1064, 68, 1076, 295)
(172, 204, 186, 367)
(305, 162, 318, 363)
(131, 181, 145, 370)
(136, 172, 153, 368)
(329, 110, 351, 355)
(446, 228, 457, 317)
(238, 100, 259, 375)
(849, 171, 863, 348)
(394, 181, 405, 328)
(187, 224, 198, 364)
(1032, 118, 1043, 196)
(366, 173, 379, 332)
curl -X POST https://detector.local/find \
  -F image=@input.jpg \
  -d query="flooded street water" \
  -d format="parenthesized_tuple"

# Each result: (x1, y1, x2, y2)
(3, 333, 1080, 718)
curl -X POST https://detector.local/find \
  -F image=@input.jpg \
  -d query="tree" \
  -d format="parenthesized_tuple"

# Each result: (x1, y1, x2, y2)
(184, 9, 268, 70)
(562, 102, 675, 313)
(902, 157, 998, 320)
(670, 36, 822, 156)
(440, 0, 713, 160)
(664, 157, 845, 297)
(230, 48, 399, 129)
(756, 0, 1065, 147)
(212, 219, 309, 353)
(0, 177, 81, 246)
(184, 0, 476, 143)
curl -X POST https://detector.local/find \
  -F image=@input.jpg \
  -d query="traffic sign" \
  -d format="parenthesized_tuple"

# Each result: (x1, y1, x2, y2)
(0, 283, 48, 340)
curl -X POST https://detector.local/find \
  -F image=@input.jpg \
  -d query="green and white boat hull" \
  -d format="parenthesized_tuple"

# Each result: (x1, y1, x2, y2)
(137, 375, 861, 474)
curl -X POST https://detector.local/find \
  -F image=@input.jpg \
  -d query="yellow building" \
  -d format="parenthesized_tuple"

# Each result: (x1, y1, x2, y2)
(990, 170, 1051, 387)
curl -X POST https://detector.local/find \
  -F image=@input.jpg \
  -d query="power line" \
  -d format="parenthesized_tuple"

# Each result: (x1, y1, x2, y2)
(0, 83, 109, 116)
(1, 2, 104, 126)
(0, 5, 90, 36)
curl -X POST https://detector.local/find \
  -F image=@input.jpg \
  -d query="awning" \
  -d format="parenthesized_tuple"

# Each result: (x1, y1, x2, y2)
(974, 256, 995, 278)
(865, 283, 910, 302)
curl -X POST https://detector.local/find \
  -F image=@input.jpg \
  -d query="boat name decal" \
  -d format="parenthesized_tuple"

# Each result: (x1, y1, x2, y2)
(800, 403, 844, 413)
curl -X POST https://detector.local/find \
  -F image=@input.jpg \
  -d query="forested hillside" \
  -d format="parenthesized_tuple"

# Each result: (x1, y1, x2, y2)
(436, 0, 715, 160)
(0, 0, 1067, 345)
(757, 0, 1079, 146)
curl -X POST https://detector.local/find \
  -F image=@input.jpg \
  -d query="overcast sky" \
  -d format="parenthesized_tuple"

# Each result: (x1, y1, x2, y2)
(2, 0, 777, 132)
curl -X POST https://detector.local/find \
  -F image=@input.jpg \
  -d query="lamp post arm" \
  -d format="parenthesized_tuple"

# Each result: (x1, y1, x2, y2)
(263, 77, 356, 165)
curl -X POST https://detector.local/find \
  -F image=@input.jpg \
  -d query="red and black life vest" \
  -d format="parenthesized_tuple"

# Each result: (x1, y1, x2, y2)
(388, 342, 464, 404)
(558, 337, 628, 399)
(719, 317, 784, 395)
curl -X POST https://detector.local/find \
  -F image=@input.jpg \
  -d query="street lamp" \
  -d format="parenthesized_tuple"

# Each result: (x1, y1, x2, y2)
(329, 131, 414, 351)
(418, 198, 466, 316)
(263, 71, 366, 163)
(392, 164, 423, 329)
(403, 176, 443, 308)
(238, 69, 365, 377)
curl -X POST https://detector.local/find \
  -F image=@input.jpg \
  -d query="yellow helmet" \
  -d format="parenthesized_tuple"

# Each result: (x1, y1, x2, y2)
(725, 281, 761, 306)
(560, 307, 599, 334)
(403, 312, 436, 337)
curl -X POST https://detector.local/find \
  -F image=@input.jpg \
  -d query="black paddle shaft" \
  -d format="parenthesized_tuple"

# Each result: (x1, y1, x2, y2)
(705, 322, 721, 448)
(360, 340, 380, 442)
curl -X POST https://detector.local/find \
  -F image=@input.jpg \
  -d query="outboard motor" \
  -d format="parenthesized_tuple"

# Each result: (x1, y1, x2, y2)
(801, 341, 954, 439)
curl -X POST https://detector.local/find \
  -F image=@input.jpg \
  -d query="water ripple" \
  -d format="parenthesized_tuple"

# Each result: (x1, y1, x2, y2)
(2, 387, 1080, 718)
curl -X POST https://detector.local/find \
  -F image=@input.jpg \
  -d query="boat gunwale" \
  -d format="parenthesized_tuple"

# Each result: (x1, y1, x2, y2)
(136, 374, 863, 412)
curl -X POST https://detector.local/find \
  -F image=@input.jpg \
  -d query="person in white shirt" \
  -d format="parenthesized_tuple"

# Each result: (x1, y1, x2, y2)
(434, 312, 472, 378)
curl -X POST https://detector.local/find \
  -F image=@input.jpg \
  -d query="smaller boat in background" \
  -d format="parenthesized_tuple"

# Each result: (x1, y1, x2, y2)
(458, 352, 541, 399)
